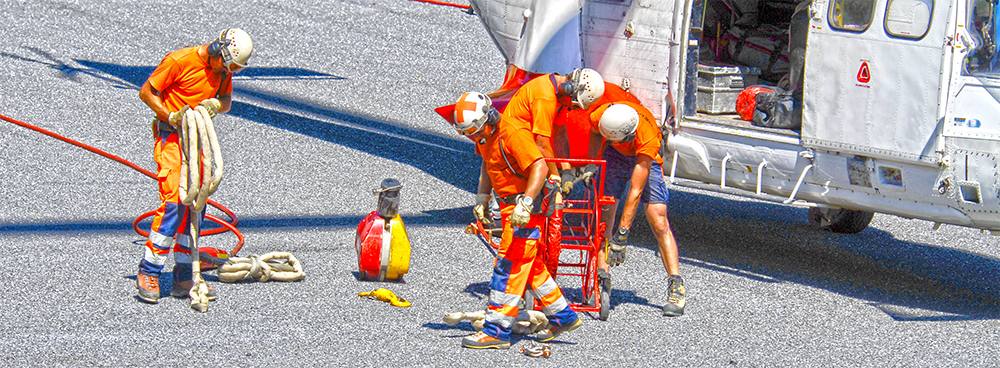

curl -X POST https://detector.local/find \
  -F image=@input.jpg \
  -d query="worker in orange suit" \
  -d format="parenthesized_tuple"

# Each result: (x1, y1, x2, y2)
(135, 29, 252, 304)
(452, 92, 581, 349)
(502, 68, 606, 278)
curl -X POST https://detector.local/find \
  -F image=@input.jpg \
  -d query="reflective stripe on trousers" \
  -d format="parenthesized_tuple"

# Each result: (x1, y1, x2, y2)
(138, 132, 206, 277)
(481, 204, 578, 341)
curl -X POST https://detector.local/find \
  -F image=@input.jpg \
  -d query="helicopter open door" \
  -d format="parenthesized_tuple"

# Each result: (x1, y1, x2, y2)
(801, 0, 947, 167)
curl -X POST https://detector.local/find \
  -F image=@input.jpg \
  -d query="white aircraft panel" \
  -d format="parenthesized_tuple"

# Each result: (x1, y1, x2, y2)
(583, 0, 678, 126)
(470, 0, 532, 63)
(512, 0, 583, 74)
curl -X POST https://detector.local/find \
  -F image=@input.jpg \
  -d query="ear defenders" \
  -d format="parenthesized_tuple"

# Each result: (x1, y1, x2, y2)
(207, 39, 227, 58)
(559, 68, 582, 98)
(559, 80, 577, 97)
(483, 104, 501, 126)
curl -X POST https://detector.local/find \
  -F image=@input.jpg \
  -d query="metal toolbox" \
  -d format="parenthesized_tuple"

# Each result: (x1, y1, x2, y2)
(696, 63, 761, 114)
(697, 63, 761, 89)
(696, 86, 742, 114)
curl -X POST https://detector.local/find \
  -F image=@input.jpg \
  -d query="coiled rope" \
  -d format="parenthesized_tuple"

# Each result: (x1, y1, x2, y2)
(217, 252, 305, 283)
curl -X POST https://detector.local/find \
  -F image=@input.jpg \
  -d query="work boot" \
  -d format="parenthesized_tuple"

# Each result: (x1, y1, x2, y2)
(136, 272, 160, 304)
(461, 331, 510, 349)
(536, 317, 581, 342)
(663, 275, 686, 317)
(170, 280, 217, 301)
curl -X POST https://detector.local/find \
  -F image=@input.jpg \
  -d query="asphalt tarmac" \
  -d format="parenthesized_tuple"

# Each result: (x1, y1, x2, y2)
(1, 0, 999, 366)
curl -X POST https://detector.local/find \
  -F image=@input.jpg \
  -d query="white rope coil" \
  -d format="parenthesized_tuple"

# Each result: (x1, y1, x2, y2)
(178, 105, 223, 212)
(218, 252, 306, 283)
(177, 105, 224, 312)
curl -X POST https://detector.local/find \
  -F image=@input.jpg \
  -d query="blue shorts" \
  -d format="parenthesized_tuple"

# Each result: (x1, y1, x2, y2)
(602, 146, 669, 204)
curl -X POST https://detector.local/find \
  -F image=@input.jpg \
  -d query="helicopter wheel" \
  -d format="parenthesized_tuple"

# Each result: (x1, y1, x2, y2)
(808, 207, 874, 234)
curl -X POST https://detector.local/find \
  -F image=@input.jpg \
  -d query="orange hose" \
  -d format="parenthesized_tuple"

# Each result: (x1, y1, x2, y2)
(0, 113, 244, 256)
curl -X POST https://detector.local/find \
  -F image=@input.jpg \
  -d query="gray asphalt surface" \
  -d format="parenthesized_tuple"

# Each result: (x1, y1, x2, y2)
(1, 0, 999, 367)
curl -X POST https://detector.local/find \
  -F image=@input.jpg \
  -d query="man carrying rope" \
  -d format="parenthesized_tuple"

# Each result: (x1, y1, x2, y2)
(135, 29, 253, 304)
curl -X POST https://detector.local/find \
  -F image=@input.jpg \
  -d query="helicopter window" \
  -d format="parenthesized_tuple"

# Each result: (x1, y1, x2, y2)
(828, 0, 876, 32)
(965, 0, 1000, 75)
(884, 0, 932, 39)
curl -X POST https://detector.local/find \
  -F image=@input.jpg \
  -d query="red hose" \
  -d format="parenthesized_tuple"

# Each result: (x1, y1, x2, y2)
(0, 113, 244, 256)
(409, 0, 470, 10)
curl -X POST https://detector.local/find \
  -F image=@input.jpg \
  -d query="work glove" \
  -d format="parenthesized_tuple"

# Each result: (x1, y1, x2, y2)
(559, 169, 576, 194)
(543, 177, 561, 217)
(606, 226, 629, 267)
(579, 164, 599, 184)
(473, 193, 491, 227)
(510, 195, 533, 227)
(199, 98, 222, 119)
(167, 105, 190, 126)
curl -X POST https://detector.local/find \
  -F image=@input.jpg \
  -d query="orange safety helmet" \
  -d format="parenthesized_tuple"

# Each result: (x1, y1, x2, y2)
(453, 92, 500, 136)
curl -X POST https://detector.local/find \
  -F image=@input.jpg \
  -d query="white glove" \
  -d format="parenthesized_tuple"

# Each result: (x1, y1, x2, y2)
(199, 98, 221, 118)
(167, 105, 190, 126)
(510, 195, 533, 227)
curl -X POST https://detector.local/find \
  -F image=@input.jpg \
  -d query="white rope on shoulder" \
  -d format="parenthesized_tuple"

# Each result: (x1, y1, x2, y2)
(217, 252, 306, 283)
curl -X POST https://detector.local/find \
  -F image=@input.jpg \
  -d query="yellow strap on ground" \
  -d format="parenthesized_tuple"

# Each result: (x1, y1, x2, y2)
(358, 288, 410, 307)
(217, 252, 306, 283)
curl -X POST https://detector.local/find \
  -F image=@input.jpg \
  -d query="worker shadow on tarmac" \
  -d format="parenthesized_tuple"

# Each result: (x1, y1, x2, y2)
(421, 321, 545, 346)
(625, 188, 1000, 321)
(2, 57, 486, 234)
(71, 59, 482, 193)
(8, 54, 477, 190)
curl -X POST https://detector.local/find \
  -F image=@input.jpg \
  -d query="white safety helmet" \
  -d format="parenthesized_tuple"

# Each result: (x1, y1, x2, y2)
(568, 68, 605, 110)
(598, 103, 639, 142)
(208, 28, 253, 72)
(453, 92, 500, 136)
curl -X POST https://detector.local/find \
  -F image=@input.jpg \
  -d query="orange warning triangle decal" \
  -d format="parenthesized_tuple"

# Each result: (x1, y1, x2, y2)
(857, 62, 871, 83)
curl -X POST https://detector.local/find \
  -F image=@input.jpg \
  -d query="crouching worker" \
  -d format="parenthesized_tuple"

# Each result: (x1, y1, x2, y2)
(590, 102, 686, 316)
(454, 92, 581, 349)
(135, 29, 253, 303)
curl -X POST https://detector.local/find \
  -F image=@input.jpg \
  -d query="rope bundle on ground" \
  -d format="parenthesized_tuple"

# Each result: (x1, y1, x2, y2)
(217, 252, 306, 283)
